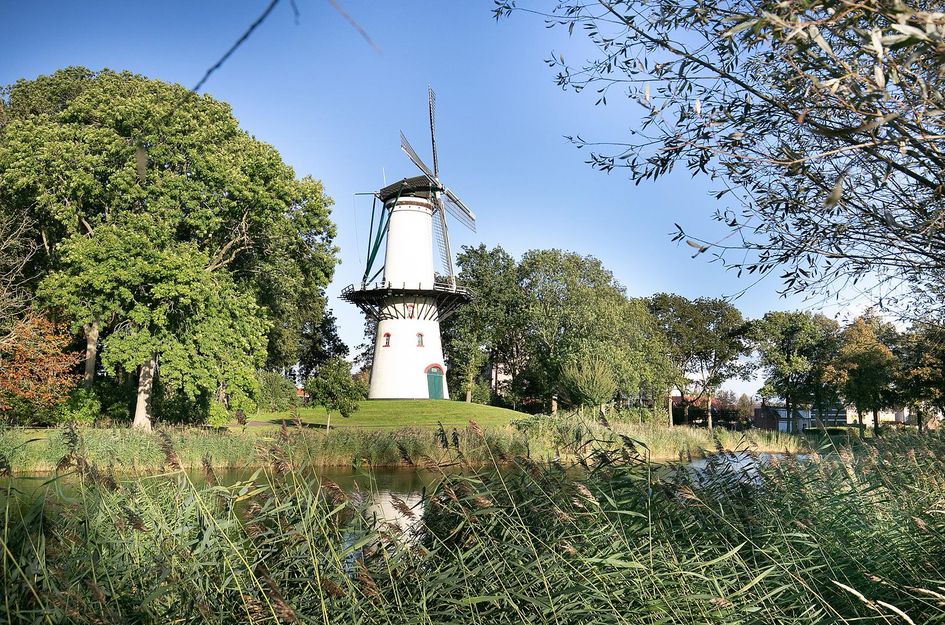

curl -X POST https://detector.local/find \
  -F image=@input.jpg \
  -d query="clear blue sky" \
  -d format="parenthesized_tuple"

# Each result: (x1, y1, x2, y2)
(2, 0, 833, 395)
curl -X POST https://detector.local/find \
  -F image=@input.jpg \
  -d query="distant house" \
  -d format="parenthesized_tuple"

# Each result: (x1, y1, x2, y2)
(753, 405, 921, 432)
(752, 406, 847, 432)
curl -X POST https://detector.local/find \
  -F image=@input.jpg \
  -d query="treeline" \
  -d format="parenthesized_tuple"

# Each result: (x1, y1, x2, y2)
(0, 68, 342, 429)
(443, 246, 945, 433)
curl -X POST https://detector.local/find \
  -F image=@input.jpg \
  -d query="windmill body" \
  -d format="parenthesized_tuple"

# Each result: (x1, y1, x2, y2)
(342, 90, 475, 400)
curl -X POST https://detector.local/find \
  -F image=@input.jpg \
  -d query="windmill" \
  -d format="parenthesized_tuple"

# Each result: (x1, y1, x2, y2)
(341, 88, 476, 400)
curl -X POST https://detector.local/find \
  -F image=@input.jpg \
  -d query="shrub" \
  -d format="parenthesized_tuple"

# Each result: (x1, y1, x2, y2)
(256, 370, 298, 412)
(470, 379, 491, 404)
(54, 388, 101, 425)
(206, 401, 230, 428)
(304, 357, 368, 429)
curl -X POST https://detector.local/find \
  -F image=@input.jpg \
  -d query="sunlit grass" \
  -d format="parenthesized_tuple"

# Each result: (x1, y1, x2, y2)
(252, 399, 527, 430)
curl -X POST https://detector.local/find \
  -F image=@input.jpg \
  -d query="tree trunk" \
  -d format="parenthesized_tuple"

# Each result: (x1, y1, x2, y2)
(326, 411, 331, 432)
(133, 352, 158, 431)
(811, 393, 827, 433)
(706, 392, 713, 431)
(857, 410, 864, 439)
(872, 408, 881, 437)
(667, 390, 674, 427)
(917, 405, 924, 433)
(683, 402, 690, 426)
(550, 395, 558, 417)
(83, 321, 99, 388)
(786, 396, 795, 433)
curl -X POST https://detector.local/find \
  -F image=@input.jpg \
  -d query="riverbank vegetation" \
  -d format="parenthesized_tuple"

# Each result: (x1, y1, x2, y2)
(2, 425, 942, 623)
(0, 414, 803, 473)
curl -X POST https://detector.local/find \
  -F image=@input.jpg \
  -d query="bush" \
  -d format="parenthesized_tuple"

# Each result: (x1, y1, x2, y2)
(54, 388, 101, 425)
(304, 358, 368, 428)
(470, 379, 491, 404)
(256, 370, 298, 412)
(206, 401, 230, 428)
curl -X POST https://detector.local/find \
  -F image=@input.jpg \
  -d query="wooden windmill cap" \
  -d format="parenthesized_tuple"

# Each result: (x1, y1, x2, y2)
(378, 175, 441, 203)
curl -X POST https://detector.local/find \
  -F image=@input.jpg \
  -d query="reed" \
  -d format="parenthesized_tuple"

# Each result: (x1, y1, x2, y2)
(2, 425, 944, 623)
(0, 423, 533, 473)
(0, 419, 802, 473)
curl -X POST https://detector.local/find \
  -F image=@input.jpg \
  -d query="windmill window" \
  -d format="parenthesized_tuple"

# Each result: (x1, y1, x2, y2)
(406, 304, 415, 319)
(383, 333, 391, 347)
(417, 333, 424, 347)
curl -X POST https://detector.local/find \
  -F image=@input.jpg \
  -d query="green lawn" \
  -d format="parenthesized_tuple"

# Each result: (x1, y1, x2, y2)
(251, 400, 527, 430)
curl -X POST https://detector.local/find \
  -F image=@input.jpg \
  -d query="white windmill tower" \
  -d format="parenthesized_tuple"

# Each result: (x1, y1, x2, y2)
(342, 88, 476, 400)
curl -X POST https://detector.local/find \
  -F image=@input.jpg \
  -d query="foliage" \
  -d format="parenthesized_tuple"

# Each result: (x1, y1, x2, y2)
(895, 323, 945, 427)
(297, 305, 348, 379)
(304, 357, 368, 427)
(42, 424, 945, 624)
(0, 67, 337, 425)
(256, 370, 298, 413)
(55, 387, 101, 426)
(498, 1, 945, 317)
(832, 313, 898, 434)
(442, 247, 671, 412)
(41, 225, 269, 424)
(736, 393, 754, 420)
(443, 245, 526, 402)
(648, 294, 751, 425)
(0, 312, 79, 424)
(0, 424, 533, 473)
(559, 356, 617, 410)
(0, 209, 32, 336)
(753, 311, 840, 430)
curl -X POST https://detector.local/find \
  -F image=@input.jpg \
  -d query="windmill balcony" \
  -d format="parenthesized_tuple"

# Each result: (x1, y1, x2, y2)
(342, 279, 472, 296)
(340, 280, 473, 323)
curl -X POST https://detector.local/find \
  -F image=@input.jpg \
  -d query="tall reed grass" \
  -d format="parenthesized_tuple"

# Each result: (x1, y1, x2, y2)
(0, 418, 801, 473)
(0, 423, 531, 473)
(2, 424, 943, 623)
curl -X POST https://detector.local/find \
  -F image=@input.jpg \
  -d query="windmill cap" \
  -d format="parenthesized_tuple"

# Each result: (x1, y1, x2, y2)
(379, 175, 441, 203)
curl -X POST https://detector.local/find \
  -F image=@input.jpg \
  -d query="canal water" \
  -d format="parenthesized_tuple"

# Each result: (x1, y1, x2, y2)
(2, 452, 791, 531)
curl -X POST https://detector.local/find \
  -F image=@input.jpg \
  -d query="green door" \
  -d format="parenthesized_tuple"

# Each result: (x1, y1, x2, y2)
(426, 366, 444, 399)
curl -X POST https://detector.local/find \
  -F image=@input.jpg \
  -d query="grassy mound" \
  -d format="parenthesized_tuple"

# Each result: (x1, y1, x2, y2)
(252, 399, 528, 430)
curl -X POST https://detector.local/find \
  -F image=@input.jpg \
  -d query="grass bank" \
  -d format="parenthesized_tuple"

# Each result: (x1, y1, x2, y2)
(1, 428, 942, 623)
(0, 415, 804, 473)
(251, 399, 528, 429)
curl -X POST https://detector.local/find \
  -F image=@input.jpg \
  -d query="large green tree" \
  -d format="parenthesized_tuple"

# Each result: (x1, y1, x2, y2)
(893, 323, 945, 431)
(648, 294, 750, 429)
(753, 311, 840, 432)
(442, 245, 526, 404)
(38, 220, 269, 428)
(833, 314, 898, 437)
(517, 249, 626, 413)
(0, 68, 337, 427)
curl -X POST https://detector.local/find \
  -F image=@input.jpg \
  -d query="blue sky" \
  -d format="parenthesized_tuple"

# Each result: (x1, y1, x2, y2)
(1, 0, 832, 395)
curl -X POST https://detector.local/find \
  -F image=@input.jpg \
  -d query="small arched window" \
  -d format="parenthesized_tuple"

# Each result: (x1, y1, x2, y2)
(383, 333, 391, 347)
(417, 333, 424, 347)
(406, 304, 415, 319)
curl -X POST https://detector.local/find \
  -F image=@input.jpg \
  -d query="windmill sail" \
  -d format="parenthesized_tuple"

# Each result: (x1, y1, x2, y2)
(400, 132, 435, 181)
(429, 87, 439, 177)
(432, 203, 452, 280)
(442, 191, 476, 232)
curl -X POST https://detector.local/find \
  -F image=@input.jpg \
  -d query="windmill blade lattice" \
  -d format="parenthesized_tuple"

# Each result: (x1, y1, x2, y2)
(432, 202, 453, 279)
(400, 132, 435, 181)
(429, 87, 439, 178)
